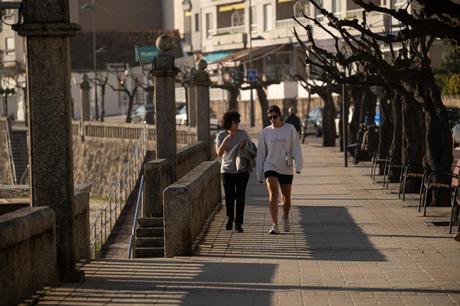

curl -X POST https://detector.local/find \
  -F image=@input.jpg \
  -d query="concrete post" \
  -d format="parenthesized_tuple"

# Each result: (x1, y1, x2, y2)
(151, 35, 179, 181)
(80, 74, 91, 122)
(13, 0, 83, 282)
(187, 85, 197, 127)
(192, 60, 212, 159)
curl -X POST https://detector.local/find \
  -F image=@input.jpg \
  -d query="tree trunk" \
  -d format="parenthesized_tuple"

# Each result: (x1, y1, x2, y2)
(256, 86, 270, 127)
(125, 90, 136, 123)
(377, 89, 393, 174)
(389, 92, 403, 182)
(228, 87, 239, 111)
(348, 87, 362, 145)
(100, 84, 106, 122)
(422, 82, 453, 206)
(94, 85, 99, 121)
(365, 90, 377, 125)
(319, 88, 336, 147)
(401, 93, 425, 193)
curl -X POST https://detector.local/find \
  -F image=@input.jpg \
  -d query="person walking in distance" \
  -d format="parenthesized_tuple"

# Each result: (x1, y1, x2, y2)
(285, 106, 301, 137)
(256, 105, 303, 234)
(216, 111, 255, 233)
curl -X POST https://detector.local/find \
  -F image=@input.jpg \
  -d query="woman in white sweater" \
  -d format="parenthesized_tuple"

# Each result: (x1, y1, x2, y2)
(256, 105, 303, 234)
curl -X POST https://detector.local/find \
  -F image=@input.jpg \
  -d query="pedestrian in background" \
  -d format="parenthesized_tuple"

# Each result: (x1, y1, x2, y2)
(257, 105, 303, 234)
(285, 106, 301, 137)
(216, 111, 255, 233)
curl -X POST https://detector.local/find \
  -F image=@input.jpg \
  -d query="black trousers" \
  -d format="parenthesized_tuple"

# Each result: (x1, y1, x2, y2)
(222, 172, 250, 225)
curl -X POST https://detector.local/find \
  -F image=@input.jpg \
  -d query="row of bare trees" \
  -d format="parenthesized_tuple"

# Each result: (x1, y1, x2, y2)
(293, 0, 460, 205)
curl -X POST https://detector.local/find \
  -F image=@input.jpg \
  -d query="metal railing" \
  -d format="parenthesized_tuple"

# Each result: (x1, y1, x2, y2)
(215, 25, 245, 35)
(128, 175, 144, 259)
(71, 121, 197, 145)
(1, 118, 17, 184)
(19, 164, 29, 184)
(89, 129, 147, 258)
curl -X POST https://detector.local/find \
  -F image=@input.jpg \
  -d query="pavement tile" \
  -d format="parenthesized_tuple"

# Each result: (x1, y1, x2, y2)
(33, 140, 460, 306)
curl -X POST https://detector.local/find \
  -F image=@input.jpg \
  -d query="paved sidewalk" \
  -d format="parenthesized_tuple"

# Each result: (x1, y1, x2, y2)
(34, 140, 460, 306)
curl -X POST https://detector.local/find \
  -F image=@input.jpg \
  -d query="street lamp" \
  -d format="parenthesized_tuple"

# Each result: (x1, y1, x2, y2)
(81, 0, 98, 120)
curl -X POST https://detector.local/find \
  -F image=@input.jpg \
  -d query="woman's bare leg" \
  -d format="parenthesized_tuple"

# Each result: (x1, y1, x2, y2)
(280, 184, 292, 219)
(266, 176, 280, 224)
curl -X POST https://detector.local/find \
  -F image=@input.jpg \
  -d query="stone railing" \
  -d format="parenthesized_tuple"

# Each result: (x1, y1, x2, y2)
(71, 121, 197, 144)
(176, 141, 209, 180)
(163, 161, 221, 257)
(0, 207, 58, 306)
(143, 141, 209, 218)
(74, 184, 91, 261)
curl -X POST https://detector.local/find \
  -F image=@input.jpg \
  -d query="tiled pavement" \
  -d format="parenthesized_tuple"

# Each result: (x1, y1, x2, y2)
(34, 140, 460, 306)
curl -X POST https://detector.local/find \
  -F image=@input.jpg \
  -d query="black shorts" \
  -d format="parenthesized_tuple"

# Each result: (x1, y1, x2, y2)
(264, 171, 293, 185)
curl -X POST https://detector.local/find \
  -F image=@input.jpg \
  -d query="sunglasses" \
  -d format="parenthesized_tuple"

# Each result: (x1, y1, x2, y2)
(268, 114, 279, 120)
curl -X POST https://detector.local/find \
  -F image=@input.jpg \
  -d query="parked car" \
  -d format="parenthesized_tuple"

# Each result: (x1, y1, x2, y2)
(446, 107, 460, 129)
(453, 123, 460, 147)
(133, 104, 155, 124)
(175, 105, 220, 129)
(175, 104, 187, 125)
(303, 107, 323, 137)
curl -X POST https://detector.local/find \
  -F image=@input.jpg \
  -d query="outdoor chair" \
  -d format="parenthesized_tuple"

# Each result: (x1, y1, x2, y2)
(418, 160, 460, 217)
(449, 184, 460, 235)
(399, 163, 424, 201)
(382, 158, 403, 189)
(370, 152, 389, 182)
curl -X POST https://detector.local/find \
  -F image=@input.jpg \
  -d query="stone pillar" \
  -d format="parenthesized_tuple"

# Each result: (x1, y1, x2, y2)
(151, 35, 179, 181)
(192, 60, 211, 159)
(80, 74, 91, 122)
(13, 0, 83, 282)
(187, 86, 197, 127)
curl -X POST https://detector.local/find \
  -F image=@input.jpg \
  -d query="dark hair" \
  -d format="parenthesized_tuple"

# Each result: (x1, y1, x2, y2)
(267, 105, 281, 115)
(221, 111, 241, 130)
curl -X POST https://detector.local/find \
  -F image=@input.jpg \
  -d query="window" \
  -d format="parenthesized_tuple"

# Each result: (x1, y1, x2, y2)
(332, 0, 341, 13)
(263, 4, 272, 31)
(315, 0, 324, 21)
(231, 10, 244, 27)
(195, 13, 200, 32)
(5, 37, 15, 51)
(294, 0, 309, 18)
(206, 13, 213, 37)
(250, 5, 257, 25)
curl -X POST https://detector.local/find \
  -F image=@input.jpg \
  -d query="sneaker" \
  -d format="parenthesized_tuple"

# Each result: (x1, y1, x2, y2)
(269, 224, 279, 235)
(283, 218, 291, 232)
(226, 221, 233, 230)
(235, 224, 244, 233)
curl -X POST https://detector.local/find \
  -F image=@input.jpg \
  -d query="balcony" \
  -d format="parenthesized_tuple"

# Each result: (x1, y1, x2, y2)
(211, 25, 246, 50)
(215, 25, 245, 35)
(273, 17, 311, 41)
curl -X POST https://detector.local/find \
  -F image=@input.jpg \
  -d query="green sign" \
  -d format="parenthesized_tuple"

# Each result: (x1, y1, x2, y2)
(135, 46, 159, 63)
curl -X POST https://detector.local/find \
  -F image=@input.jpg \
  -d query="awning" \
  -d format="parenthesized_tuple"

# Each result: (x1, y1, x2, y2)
(217, 44, 286, 65)
(202, 51, 233, 63)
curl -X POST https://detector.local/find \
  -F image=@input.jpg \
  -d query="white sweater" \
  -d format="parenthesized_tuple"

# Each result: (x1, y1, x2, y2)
(256, 123, 304, 182)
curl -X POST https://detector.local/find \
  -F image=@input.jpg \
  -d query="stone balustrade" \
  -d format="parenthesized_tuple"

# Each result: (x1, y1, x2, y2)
(163, 161, 221, 257)
(0, 207, 58, 306)
(176, 141, 209, 180)
(144, 141, 209, 217)
(71, 121, 197, 144)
